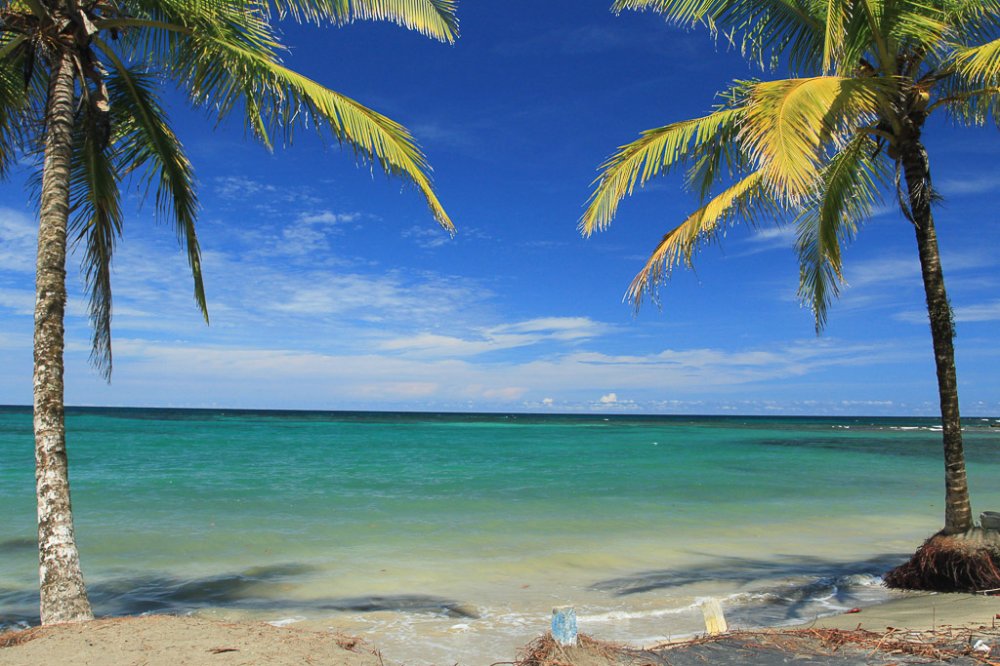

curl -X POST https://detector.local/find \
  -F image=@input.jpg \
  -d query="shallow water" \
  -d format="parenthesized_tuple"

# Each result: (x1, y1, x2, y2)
(2, 408, 998, 663)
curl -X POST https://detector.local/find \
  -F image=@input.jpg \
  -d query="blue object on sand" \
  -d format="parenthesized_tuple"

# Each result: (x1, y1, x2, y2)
(551, 606, 578, 646)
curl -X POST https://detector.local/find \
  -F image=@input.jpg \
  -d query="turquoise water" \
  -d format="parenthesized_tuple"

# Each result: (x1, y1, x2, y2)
(2, 408, 999, 663)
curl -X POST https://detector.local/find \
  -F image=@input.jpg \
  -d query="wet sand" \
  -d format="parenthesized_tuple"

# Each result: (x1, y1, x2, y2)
(1, 593, 996, 665)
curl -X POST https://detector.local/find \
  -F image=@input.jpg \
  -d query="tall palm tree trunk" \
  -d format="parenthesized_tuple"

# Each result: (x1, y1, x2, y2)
(900, 139, 973, 536)
(34, 49, 94, 624)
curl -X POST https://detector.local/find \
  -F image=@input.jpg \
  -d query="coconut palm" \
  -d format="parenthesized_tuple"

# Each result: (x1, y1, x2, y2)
(1, 0, 457, 624)
(582, 0, 999, 591)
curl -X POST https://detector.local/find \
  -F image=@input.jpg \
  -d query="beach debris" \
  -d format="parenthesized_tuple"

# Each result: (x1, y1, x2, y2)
(513, 633, 623, 666)
(885, 529, 1000, 593)
(701, 598, 728, 635)
(972, 639, 991, 654)
(513, 626, 1000, 666)
(551, 606, 578, 646)
(847, 607, 862, 614)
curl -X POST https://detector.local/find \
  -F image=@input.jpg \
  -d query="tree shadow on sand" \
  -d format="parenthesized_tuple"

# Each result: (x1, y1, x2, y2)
(591, 553, 911, 625)
(0, 562, 477, 630)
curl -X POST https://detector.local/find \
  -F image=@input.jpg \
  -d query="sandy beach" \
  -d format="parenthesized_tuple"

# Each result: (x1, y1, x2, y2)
(2, 592, 997, 665)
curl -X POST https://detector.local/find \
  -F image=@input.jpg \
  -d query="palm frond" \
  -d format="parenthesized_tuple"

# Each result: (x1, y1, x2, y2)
(940, 0, 1000, 46)
(741, 75, 886, 203)
(174, 35, 453, 231)
(580, 107, 744, 236)
(106, 0, 282, 69)
(626, 170, 770, 305)
(952, 37, 1000, 85)
(0, 46, 33, 178)
(822, 0, 851, 73)
(68, 98, 124, 379)
(795, 133, 887, 331)
(99, 41, 208, 321)
(612, 0, 825, 73)
(276, 0, 459, 42)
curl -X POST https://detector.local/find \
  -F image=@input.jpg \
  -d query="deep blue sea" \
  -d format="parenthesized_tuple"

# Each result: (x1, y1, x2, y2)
(2, 407, 999, 663)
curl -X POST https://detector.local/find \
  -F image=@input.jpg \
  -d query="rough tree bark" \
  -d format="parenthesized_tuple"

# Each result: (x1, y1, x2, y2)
(900, 136, 973, 535)
(34, 48, 94, 624)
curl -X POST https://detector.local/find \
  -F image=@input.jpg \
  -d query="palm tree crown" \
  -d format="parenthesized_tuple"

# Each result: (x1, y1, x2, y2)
(584, 0, 997, 318)
(582, 0, 998, 545)
(2, 0, 458, 624)
(1, 0, 457, 375)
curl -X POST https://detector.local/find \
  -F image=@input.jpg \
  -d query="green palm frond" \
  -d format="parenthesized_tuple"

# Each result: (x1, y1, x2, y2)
(741, 75, 885, 203)
(100, 44, 208, 321)
(580, 107, 744, 236)
(176, 35, 453, 230)
(0, 48, 32, 178)
(626, 170, 770, 305)
(612, 0, 825, 72)
(795, 133, 887, 330)
(953, 37, 1000, 85)
(822, 0, 851, 73)
(68, 99, 124, 379)
(281, 0, 459, 42)
(109, 0, 282, 67)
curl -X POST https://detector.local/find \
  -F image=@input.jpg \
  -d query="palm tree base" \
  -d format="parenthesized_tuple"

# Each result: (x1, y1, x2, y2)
(884, 528, 1000, 592)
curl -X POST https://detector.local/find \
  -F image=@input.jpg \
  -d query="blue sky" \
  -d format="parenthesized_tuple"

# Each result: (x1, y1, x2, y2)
(0, 2, 998, 415)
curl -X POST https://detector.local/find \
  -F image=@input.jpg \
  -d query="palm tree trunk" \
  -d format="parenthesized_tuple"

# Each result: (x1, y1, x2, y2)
(34, 49, 93, 624)
(900, 139, 973, 535)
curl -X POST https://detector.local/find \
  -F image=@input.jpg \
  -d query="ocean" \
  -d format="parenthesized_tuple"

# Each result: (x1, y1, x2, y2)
(2, 407, 999, 663)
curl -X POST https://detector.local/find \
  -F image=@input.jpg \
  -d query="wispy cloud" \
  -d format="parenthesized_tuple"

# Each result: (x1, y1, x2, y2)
(896, 300, 1000, 324)
(0, 287, 34, 315)
(737, 226, 797, 256)
(401, 225, 454, 249)
(938, 174, 1000, 196)
(379, 317, 612, 357)
(0, 208, 37, 274)
(57, 335, 917, 412)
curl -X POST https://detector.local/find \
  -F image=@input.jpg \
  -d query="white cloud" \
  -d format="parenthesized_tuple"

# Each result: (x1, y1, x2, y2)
(214, 176, 277, 199)
(738, 226, 797, 256)
(379, 317, 611, 357)
(954, 301, 1000, 322)
(938, 174, 1000, 196)
(56, 334, 916, 411)
(0, 208, 38, 274)
(299, 210, 361, 225)
(401, 225, 453, 249)
(896, 300, 1000, 324)
(0, 287, 34, 315)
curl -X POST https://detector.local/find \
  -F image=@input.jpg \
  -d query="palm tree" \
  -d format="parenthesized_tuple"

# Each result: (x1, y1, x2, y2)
(1, 0, 458, 624)
(582, 0, 999, 591)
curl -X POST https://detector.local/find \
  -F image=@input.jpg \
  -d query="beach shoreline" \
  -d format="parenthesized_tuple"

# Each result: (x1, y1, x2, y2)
(2, 591, 996, 665)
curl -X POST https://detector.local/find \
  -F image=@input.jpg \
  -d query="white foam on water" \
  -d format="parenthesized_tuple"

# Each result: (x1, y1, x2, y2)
(580, 602, 700, 623)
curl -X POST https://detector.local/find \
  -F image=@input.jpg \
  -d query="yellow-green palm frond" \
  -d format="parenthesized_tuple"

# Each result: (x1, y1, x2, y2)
(795, 133, 888, 331)
(580, 107, 744, 236)
(68, 97, 124, 379)
(178, 35, 452, 231)
(888, 4, 951, 52)
(626, 170, 770, 306)
(823, 0, 854, 74)
(0, 45, 33, 178)
(937, 0, 1000, 56)
(101, 45, 209, 322)
(294, 0, 459, 42)
(113, 0, 282, 62)
(613, 0, 825, 73)
(741, 75, 886, 203)
(953, 37, 1000, 85)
